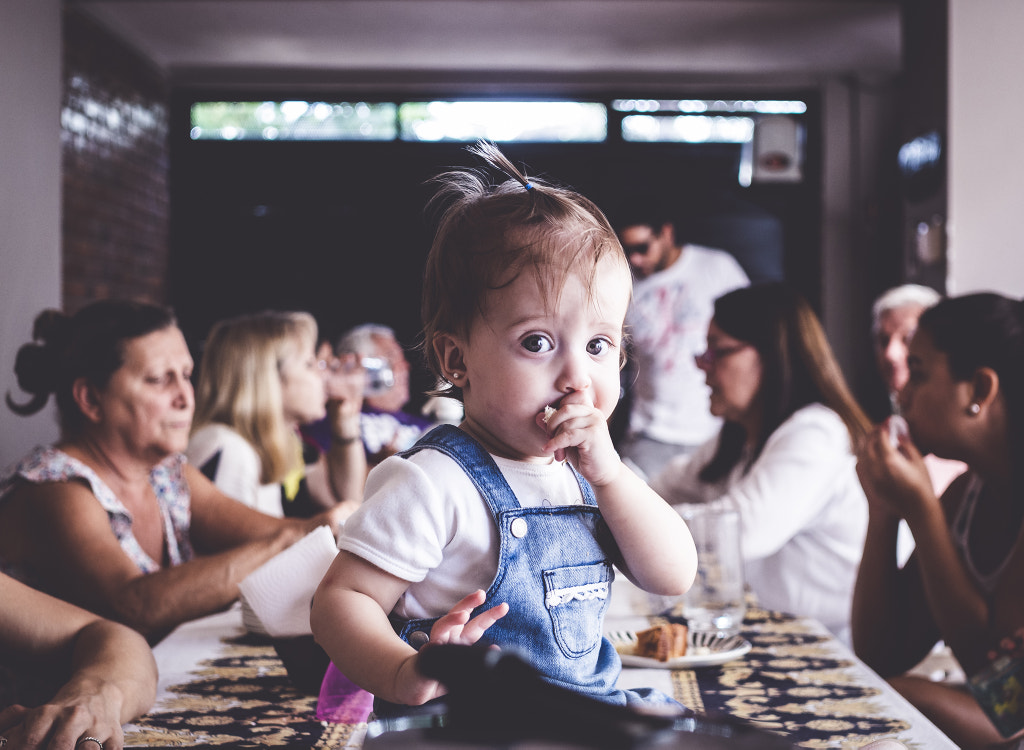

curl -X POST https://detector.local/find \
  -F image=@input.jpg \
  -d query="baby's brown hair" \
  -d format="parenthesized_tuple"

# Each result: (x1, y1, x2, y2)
(421, 141, 628, 399)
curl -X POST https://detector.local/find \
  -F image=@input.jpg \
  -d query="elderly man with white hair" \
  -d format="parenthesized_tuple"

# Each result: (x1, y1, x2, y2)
(871, 284, 942, 404)
(870, 283, 965, 502)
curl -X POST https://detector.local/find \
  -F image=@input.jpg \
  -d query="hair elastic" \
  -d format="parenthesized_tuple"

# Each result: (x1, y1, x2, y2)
(524, 182, 534, 191)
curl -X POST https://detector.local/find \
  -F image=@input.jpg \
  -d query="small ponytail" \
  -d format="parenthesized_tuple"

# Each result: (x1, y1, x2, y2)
(466, 141, 534, 192)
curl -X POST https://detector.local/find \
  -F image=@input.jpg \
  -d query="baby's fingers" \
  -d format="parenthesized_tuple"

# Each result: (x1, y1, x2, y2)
(429, 589, 488, 644)
(460, 602, 509, 644)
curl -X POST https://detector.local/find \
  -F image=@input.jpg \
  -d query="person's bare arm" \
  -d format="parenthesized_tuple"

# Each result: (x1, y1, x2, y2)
(542, 393, 697, 596)
(310, 551, 507, 705)
(0, 574, 157, 750)
(853, 424, 976, 672)
(305, 352, 369, 516)
(11, 472, 342, 641)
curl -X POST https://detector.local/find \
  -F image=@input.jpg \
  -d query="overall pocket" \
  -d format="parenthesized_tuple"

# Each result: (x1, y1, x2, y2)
(543, 562, 612, 658)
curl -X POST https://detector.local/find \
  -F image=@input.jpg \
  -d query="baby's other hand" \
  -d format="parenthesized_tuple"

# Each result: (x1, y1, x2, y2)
(428, 589, 508, 647)
(540, 393, 621, 486)
(396, 590, 507, 706)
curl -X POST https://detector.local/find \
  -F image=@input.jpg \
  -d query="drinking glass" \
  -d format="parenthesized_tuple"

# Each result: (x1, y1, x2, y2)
(677, 498, 746, 634)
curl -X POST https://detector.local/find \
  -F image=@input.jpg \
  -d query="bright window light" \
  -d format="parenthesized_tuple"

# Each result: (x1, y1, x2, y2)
(189, 101, 397, 141)
(622, 115, 755, 144)
(613, 99, 807, 115)
(398, 101, 607, 142)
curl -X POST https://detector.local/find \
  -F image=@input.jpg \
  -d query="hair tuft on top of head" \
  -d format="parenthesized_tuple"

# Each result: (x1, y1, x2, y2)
(466, 140, 532, 191)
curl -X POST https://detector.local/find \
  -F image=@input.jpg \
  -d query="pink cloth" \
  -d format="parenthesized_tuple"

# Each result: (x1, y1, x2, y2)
(316, 662, 374, 723)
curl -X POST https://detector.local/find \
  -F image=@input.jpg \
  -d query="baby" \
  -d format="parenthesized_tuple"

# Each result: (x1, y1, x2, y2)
(311, 142, 697, 715)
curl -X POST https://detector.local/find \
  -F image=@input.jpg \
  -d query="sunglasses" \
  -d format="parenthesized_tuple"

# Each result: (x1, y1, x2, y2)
(623, 239, 655, 257)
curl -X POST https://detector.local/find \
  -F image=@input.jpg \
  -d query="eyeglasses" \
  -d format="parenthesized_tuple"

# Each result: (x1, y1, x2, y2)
(623, 240, 655, 257)
(694, 344, 750, 368)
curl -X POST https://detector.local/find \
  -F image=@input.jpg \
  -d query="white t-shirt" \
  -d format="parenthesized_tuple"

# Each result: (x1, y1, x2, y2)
(626, 244, 749, 447)
(186, 423, 284, 517)
(338, 448, 585, 620)
(651, 403, 866, 644)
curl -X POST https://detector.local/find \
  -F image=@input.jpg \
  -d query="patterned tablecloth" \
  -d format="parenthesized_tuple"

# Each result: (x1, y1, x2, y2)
(124, 591, 956, 749)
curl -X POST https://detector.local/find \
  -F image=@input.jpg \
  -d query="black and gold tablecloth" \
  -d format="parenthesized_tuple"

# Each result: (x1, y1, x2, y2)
(124, 606, 949, 749)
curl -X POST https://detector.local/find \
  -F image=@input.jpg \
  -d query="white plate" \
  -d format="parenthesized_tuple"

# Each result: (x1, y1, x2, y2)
(607, 629, 752, 668)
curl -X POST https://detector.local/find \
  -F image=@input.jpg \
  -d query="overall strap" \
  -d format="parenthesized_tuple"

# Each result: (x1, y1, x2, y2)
(401, 424, 520, 518)
(402, 424, 599, 511)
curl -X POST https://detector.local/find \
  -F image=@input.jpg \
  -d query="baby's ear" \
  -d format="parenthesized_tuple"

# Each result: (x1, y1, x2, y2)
(433, 333, 468, 383)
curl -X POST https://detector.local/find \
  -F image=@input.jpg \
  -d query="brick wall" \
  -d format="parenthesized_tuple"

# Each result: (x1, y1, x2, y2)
(61, 8, 170, 313)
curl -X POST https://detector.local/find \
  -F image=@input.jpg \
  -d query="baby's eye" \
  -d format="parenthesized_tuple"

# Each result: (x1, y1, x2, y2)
(521, 334, 553, 353)
(587, 337, 612, 356)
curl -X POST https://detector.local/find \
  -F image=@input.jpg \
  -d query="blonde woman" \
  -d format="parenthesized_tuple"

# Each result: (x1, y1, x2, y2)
(188, 311, 365, 519)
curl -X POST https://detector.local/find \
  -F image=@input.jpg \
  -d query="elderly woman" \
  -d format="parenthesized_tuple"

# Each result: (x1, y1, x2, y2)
(854, 293, 1024, 748)
(651, 283, 872, 644)
(187, 311, 365, 519)
(0, 572, 156, 750)
(0, 300, 346, 642)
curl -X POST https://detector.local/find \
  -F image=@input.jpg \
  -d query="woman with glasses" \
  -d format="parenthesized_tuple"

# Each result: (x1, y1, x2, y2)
(651, 282, 872, 644)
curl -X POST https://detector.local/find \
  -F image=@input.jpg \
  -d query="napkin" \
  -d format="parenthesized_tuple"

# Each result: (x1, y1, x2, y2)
(238, 524, 339, 637)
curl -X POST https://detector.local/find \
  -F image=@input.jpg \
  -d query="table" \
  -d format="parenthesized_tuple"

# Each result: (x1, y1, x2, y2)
(606, 581, 957, 749)
(123, 586, 957, 749)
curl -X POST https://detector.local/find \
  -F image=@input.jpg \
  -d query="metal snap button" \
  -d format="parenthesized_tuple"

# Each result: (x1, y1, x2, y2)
(409, 630, 430, 649)
(510, 517, 528, 538)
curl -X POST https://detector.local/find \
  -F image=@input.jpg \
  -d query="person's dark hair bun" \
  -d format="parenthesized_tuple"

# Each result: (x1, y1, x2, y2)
(31, 308, 73, 350)
(6, 309, 70, 415)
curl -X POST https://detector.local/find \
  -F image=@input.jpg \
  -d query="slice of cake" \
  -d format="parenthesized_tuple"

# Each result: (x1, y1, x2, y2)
(633, 622, 688, 661)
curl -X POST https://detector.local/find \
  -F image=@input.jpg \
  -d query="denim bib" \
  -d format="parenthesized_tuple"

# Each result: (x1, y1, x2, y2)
(385, 424, 678, 711)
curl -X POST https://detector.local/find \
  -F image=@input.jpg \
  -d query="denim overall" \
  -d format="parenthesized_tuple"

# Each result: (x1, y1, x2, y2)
(379, 424, 677, 716)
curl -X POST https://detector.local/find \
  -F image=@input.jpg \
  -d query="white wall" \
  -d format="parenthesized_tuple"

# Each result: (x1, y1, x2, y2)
(0, 0, 62, 467)
(948, 1, 1024, 296)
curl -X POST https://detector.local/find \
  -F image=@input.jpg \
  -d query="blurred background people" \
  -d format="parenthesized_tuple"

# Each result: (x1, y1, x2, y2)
(187, 311, 365, 520)
(872, 284, 966, 499)
(652, 283, 871, 645)
(612, 200, 749, 480)
(854, 292, 1024, 749)
(872, 284, 941, 406)
(0, 572, 157, 750)
(0, 300, 346, 643)
(304, 323, 444, 468)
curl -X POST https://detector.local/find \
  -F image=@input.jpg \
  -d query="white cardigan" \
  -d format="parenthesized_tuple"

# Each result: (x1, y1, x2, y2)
(651, 403, 867, 645)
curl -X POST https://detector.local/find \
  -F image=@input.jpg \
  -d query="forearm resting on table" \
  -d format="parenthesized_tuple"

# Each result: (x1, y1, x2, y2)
(114, 528, 309, 639)
(66, 620, 157, 722)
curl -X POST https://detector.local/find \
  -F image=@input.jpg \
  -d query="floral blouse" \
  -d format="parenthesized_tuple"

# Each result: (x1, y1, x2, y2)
(0, 446, 194, 582)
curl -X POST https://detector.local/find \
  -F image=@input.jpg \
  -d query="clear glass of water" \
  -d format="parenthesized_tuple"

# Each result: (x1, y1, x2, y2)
(678, 498, 746, 635)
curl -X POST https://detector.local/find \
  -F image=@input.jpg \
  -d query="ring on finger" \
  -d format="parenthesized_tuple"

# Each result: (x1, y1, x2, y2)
(77, 737, 104, 750)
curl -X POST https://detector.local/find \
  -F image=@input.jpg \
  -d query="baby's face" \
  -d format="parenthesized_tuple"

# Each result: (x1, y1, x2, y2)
(456, 256, 631, 462)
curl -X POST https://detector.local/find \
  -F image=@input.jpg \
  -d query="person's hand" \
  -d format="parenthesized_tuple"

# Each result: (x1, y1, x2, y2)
(0, 685, 125, 750)
(855, 418, 936, 524)
(393, 589, 508, 705)
(539, 391, 621, 486)
(323, 353, 365, 442)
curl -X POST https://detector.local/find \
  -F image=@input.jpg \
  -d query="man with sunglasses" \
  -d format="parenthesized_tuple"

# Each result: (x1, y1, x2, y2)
(614, 208, 749, 480)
